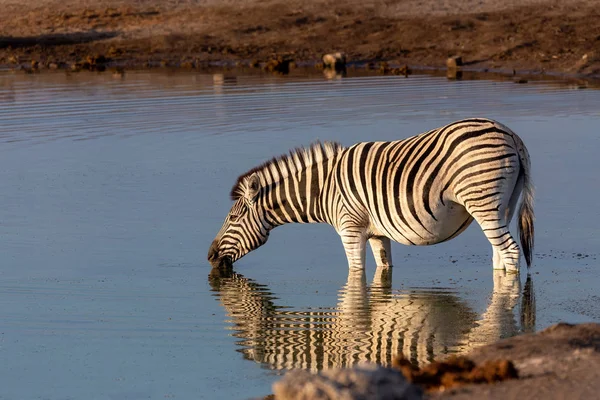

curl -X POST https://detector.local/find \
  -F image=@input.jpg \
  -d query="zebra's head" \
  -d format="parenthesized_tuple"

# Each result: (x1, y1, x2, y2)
(208, 173, 270, 269)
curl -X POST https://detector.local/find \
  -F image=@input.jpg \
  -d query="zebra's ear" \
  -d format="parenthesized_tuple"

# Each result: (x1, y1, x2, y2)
(245, 174, 260, 202)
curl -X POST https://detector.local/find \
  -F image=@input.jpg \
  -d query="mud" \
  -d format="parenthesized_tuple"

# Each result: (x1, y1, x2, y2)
(1, 0, 600, 78)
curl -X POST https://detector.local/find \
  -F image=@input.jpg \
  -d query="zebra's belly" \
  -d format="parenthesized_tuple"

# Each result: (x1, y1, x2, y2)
(373, 201, 473, 246)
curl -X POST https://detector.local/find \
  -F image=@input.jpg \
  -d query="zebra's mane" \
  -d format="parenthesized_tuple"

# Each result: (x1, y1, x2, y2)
(230, 141, 345, 200)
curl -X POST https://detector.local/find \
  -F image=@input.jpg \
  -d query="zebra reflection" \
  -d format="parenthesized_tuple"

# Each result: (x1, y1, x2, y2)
(209, 268, 535, 371)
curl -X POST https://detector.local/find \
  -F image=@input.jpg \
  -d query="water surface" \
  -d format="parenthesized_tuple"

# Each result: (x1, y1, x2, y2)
(0, 70, 599, 399)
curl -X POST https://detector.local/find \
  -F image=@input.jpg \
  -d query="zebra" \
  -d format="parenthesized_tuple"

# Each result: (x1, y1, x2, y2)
(208, 118, 534, 273)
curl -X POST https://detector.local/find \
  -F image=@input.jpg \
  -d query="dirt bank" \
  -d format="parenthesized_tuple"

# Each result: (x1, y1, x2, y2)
(269, 323, 600, 399)
(1, 0, 600, 77)
(433, 322, 600, 399)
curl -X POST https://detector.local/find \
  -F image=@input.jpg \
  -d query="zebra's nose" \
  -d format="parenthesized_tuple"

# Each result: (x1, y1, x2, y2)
(208, 240, 220, 263)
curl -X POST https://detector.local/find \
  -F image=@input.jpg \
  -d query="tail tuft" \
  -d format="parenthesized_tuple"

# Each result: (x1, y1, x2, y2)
(516, 141, 535, 267)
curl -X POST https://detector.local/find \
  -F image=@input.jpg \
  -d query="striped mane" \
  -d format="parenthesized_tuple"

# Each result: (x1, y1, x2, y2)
(230, 141, 345, 200)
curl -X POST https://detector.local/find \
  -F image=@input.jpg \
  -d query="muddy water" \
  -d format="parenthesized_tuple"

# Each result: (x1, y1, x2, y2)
(0, 70, 599, 399)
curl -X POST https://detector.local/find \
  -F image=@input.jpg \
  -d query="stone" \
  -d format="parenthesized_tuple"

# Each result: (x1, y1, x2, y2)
(263, 56, 293, 74)
(273, 362, 422, 400)
(322, 52, 347, 71)
(446, 56, 463, 69)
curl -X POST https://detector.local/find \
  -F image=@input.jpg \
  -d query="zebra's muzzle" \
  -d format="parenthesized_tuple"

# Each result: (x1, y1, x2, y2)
(211, 256, 232, 270)
(208, 240, 233, 269)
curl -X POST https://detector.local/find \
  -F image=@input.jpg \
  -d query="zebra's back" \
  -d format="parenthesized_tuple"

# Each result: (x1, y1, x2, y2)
(334, 118, 524, 246)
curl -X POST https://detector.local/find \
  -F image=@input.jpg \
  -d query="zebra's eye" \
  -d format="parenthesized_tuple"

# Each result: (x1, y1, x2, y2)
(229, 214, 240, 222)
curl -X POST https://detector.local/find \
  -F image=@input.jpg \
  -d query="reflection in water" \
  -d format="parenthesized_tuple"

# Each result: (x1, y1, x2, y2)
(323, 69, 346, 80)
(209, 268, 535, 371)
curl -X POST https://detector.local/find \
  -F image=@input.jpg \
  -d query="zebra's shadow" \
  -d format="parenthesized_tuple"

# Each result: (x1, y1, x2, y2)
(208, 267, 535, 371)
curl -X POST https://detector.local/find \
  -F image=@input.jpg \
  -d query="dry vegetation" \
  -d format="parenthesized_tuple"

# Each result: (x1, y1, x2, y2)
(1, 0, 600, 76)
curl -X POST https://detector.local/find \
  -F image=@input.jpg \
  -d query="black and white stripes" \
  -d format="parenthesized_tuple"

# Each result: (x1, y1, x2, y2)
(208, 118, 534, 272)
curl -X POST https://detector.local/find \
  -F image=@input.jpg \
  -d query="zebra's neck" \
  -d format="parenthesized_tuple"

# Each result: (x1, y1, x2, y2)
(231, 141, 344, 227)
(259, 159, 335, 226)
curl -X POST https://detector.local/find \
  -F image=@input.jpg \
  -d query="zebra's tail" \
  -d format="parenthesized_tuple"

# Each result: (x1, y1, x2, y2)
(516, 137, 535, 268)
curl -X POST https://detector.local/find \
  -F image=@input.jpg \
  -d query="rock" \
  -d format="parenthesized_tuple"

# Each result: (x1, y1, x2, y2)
(86, 54, 107, 66)
(379, 61, 390, 73)
(377, 62, 411, 76)
(391, 65, 411, 76)
(322, 52, 346, 71)
(273, 362, 422, 400)
(435, 323, 600, 399)
(446, 56, 463, 69)
(264, 56, 293, 74)
(181, 60, 196, 68)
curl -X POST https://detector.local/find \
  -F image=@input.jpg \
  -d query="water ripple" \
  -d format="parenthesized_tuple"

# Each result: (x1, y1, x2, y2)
(1, 71, 598, 146)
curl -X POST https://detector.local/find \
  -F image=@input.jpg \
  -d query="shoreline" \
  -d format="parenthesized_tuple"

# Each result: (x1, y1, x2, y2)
(1, 61, 598, 92)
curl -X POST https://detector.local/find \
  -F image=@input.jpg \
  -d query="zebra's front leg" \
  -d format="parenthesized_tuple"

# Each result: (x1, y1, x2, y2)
(368, 236, 393, 268)
(339, 228, 368, 270)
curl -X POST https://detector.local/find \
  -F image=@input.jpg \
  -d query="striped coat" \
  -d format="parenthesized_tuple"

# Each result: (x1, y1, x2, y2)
(208, 118, 534, 273)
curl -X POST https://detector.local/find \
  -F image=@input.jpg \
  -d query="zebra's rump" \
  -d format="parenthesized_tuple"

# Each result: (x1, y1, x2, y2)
(336, 118, 521, 246)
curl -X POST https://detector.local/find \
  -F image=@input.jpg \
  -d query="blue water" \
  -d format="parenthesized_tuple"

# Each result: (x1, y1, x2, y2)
(0, 70, 599, 399)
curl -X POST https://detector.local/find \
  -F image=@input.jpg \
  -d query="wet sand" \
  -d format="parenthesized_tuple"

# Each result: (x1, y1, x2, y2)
(1, 0, 600, 78)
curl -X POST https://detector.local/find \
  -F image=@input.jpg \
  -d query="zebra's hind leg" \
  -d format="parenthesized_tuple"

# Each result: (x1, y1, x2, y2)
(460, 164, 522, 271)
(490, 173, 524, 271)
(474, 215, 521, 272)
(463, 191, 521, 271)
(368, 236, 393, 268)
